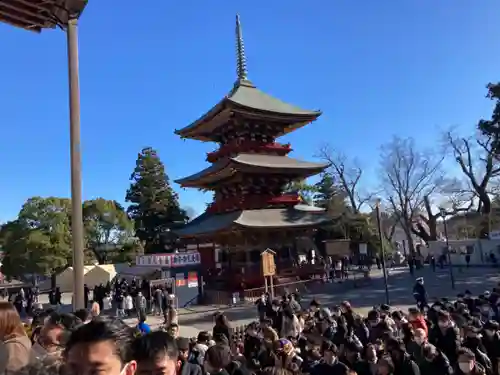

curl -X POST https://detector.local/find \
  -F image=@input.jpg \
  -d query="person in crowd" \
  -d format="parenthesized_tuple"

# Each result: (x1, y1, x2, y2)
(190, 331, 210, 366)
(91, 300, 101, 318)
(408, 308, 428, 336)
(413, 278, 428, 310)
(33, 312, 81, 362)
(281, 305, 301, 339)
(177, 337, 203, 375)
(132, 330, 179, 375)
(481, 320, 500, 372)
(204, 344, 234, 375)
(213, 313, 232, 343)
(125, 292, 134, 317)
(456, 347, 487, 375)
(428, 310, 461, 364)
(167, 323, 180, 338)
(164, 305, 178, 327)
(84, 284, 90, 308)
(65, 317, 137, 375)
(384, 338, 420, 375)
(311, 340, 350, 375)
(418, 343, 453, 375)
(137, 314, 151, 335)
(0, 301, 32, 373)
(136, 291, 147, 319)
(406, 328, 426, 365)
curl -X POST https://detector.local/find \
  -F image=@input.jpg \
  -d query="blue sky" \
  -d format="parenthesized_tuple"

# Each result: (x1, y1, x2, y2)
(0, 1, 499, 222)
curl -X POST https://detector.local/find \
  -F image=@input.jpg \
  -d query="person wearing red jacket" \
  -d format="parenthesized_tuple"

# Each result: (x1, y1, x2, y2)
(409, 307, 428, 336)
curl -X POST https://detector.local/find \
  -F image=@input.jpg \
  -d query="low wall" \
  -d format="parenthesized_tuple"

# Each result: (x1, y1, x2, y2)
(427, 239, 500, 266)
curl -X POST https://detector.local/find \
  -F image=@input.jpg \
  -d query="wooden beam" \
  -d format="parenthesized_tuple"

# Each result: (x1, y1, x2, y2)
(1, 1, 52, 23)
(0, 7, 46, 28)
(0, 12, 39, 31)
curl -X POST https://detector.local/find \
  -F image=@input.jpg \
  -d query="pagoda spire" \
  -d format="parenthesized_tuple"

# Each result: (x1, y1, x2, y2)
(235, 14, 248, 82)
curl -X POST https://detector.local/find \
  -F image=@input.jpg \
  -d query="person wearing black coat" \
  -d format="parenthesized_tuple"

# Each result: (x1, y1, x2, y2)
(340, 339, 371, 375)
(311, 341, 350, 375)
(428, 311, 461, 364)
(213, 313, 232, 344)
(385, 338, 420, 375)
(482, 320, 500, 372)
(418, 343, 453, 375)
(177, 337, 203, 375)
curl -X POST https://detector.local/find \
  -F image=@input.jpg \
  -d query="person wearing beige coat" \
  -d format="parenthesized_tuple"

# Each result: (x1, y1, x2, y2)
(0, 302, 32, 373)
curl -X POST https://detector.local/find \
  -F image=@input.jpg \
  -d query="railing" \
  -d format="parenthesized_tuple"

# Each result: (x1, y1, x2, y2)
(202, 279, 318, 305)
(207, 193, 301, 213)
(206, 141, 292, 162)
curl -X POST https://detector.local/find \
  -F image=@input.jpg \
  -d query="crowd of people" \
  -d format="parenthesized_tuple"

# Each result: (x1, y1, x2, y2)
(0, 277, 499, 375)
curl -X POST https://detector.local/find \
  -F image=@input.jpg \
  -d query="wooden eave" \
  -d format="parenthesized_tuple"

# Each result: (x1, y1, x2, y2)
(0, 0, 87, 32)
(176, 161, 327, 190)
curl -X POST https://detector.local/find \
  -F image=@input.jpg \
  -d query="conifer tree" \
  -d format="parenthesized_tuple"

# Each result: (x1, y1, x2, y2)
(126, 147, 186, 253)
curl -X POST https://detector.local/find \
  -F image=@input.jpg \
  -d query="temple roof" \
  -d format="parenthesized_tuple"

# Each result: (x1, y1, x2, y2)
(175, 153, 328, 187)
(174, 206, 332, 238)
(175, 16, 321, 142)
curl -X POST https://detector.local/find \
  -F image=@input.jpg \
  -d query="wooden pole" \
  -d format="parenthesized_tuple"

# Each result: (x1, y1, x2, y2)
(269, 276, 274, 299)
(264, 276, 269, 294)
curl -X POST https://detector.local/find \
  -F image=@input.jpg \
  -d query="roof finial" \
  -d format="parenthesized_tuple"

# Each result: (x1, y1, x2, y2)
(235, 14, 248, 81)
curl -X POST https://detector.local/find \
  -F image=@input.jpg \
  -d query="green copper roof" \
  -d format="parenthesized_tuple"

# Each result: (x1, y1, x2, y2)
(228, 80, 321, 116)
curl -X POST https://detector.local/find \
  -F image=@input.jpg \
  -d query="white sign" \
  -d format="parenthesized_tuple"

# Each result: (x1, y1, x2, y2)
(136, 251, 201, 268)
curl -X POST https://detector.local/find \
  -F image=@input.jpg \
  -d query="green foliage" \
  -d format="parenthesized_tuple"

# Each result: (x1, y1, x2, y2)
(1, 197, 72, 279)
(478, 83, 500, 155)
(284, 179, 317, 205)
(126, 147, 187, 253)
(313, 172, 347, 212)
(83, 198, 135, 263)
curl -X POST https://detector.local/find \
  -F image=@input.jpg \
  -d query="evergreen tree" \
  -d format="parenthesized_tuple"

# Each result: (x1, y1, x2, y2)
(478, 82, 500, 155)
(313, 172, 346, 212)
(125, 147, 186, 253)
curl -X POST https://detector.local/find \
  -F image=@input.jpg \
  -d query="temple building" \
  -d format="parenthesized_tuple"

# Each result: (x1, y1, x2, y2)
(174, 15, 331, 290)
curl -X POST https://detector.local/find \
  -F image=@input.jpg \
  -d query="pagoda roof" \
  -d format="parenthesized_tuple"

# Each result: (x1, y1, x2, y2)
(175, 153, 328, 188)
(175, 16, 321, 142)
(174, 206, 332, 238)
(175, 80, 321, 141)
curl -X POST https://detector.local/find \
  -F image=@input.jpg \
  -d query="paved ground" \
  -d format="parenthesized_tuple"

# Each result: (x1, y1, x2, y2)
(30, 266, 500, 338)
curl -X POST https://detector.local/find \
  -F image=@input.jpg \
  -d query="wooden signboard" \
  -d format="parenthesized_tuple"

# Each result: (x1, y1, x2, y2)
(261, 248, 276, 277)
(325, 239, 351, 257)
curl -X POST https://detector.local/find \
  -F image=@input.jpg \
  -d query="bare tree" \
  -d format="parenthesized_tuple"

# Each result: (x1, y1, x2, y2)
(380, 136, 444, 252)
(411, 190, 473, 243)
(445, 130, 500, 215)
(317, 144, 375, 214)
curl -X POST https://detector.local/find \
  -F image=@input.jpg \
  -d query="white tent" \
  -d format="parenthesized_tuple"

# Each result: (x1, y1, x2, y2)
(49, 265, 95, 292)
(84, 263, 129, 288)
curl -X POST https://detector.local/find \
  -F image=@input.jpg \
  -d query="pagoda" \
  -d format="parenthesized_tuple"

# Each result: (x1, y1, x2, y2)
(174, 15, 331, 289)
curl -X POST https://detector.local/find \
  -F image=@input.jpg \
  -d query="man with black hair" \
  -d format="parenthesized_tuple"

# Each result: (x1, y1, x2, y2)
(177, 337, 202, 375)
(385, 338, 420, 375)
(340, 338, 370, 375)
(132, 331, 178, 375)
(418, 343, 453, 375)
(311, 340, 350, 375)
(65, 317, 137, 375)
(429, 310, 461, 364)
(482, 320, 500, 372)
